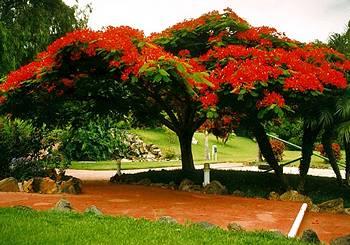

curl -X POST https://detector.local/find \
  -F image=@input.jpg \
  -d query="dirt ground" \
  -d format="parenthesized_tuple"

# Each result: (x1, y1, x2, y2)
(0, 181, 349, 244)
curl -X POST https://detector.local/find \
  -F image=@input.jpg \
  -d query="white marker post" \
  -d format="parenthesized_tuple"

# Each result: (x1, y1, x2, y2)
(288, 203, 308, 238)
(203, 163, 210, 186)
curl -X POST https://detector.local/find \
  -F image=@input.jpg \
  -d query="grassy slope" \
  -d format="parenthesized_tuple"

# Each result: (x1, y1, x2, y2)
(71, 128, 330, 170)
(0, 208, 307, 245)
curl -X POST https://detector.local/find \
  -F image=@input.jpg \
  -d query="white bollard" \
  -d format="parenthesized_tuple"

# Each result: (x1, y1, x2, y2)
(116, 160, 122, 176)
(203, 163, 210, 186)
(212, 145, 218, 161)
(288, 203, 308, 238)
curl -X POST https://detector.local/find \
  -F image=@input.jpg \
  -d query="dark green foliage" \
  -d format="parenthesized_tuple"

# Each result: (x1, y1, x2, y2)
(0, 0, 91, 76)
(0, 117, 41, 178)
(60, 117, 129, 161)
(0, 117, 68, 179)
(0, 208, 308, 245)
(266, 119, 303, 148)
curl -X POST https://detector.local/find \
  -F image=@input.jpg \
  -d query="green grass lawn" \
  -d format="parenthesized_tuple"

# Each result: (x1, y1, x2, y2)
(70, 127, 333, 170)
(0, 208, 307, 245)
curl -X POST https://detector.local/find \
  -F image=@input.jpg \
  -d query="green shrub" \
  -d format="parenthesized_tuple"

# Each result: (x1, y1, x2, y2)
(60, 117, 129, 161)
(0, 117, 41, 178)
(162, 147, 177, 160)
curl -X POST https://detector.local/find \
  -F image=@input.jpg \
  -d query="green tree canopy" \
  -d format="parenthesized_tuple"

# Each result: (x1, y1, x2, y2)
(0, 0, 91, 76)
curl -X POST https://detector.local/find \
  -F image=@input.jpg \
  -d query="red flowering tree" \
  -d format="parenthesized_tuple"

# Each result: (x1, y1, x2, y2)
(152, 9, 350, 187)
(0, 26, 213, 172)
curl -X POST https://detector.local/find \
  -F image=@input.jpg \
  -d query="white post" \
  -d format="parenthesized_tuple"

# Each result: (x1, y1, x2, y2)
(204, 130, 210, 160)
(203, 163, 210, 186)
(212, 145, 218, 161)
(116, 160, 122, 176)
(288, 203, 308, 238)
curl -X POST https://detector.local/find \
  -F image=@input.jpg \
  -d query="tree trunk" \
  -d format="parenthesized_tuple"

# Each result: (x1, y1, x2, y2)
(322, 129, 343, 185)
(298, 124, 319, 192)
(204, 130, 210, 160)
(345, 140, 350, 186)
(253, 122, 289, 190)
(178, 130, 195, 173)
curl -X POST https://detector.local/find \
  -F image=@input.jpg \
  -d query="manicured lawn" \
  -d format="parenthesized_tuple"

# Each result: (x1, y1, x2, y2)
(0, 208, 307, 245)
(70, 128, 335, 170)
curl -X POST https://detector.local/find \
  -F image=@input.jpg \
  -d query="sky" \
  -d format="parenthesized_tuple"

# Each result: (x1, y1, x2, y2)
(63, 0, 350, 42)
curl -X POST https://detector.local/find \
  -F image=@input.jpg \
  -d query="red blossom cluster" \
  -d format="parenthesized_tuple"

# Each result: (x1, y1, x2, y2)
(256, 91, 285, 108)
(200, 93, 218, 108)
(0, 26, 144, 96)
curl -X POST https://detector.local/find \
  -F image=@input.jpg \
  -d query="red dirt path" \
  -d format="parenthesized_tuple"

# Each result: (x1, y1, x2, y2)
(0, 181, 349, 244)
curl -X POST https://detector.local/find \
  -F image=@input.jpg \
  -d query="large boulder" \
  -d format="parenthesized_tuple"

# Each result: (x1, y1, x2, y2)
(300, 229, 321, 244)
(203, 180, 228, 195)
(0, 177, 19, 192)
(39, 177, 58, 194)
(330, 234, 350, 245)
(23, 177, 43, 193)
(59, 177, 82, 194)
(317, 198, 344, 214)
(280, 190, 313, 208)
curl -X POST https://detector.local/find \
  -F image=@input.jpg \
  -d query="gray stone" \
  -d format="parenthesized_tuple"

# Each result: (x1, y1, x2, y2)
(268, 191, 280, 200)
(59, 177, 82, 194)
(344, 208, 350, 215)
(330, 234, 350, 245)
(179, 179, 194, 191)
(280, 190, 313, 209)
(84, 205, 103, 216)
(300, 229, 321, 244)
(12, 205, 33, 211)
(158, 216, 177, 224)
(0, 177, 19, 192)
(54, 199, 73, 212)
(135, 178, 152, 186)
(194, 221, 219, 230)
(203, 180, 228, 195)
(227, 222, 244, 231)
(317, 198, 344, 214)
(232, 190, 245, 197)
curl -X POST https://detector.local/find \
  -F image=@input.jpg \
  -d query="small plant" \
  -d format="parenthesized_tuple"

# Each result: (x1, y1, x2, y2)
(162, 147, 177, 160)
(315, 143, 342, 161)
(269, 139, 285, 162)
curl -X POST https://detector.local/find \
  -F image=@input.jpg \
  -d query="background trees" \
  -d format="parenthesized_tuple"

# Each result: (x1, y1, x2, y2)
(0, 0, 91, 76)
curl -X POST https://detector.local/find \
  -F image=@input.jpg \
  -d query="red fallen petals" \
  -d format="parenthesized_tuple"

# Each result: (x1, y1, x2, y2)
(257, 91, 285, 108)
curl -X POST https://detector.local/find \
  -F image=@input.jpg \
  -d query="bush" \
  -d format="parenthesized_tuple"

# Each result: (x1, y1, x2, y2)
(315, 143, 342, 161)
(60, 117, 129, 161)
(0, 117, 42, 178)
(266, 119, 303, 148)
(269, 139, 285, 161)
(0, 117, 69, 180)
(162, 147, 177, 160)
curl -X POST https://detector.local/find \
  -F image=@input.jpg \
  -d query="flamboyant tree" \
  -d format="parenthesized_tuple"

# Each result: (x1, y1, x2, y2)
(0, 26, 212, 172)
(151, 9, 350, 188)
(1, 9, 349, 183)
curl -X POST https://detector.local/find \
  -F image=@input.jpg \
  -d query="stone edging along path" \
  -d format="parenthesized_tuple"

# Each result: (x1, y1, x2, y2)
(0, 182, 349, 244)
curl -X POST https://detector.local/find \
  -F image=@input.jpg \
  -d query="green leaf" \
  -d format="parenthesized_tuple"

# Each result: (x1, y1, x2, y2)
(176, 63, 186, 73)
(159, 69, 170, 77)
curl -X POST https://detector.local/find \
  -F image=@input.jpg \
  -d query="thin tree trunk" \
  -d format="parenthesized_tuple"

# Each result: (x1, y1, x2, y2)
(253, 122, 289, 190)
(345, 140, 350, 186)
(204, 130, 210, 160)
(298, 124, 319, 192)
(322, 129, 343, 185)
(178, 130, 195, 173)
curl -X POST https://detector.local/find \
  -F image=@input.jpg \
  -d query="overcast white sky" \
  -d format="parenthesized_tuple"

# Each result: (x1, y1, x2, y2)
(63, 0, 350, 42)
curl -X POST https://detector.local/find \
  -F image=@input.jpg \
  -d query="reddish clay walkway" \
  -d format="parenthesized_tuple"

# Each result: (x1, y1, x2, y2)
(0, 181, 349, 244)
